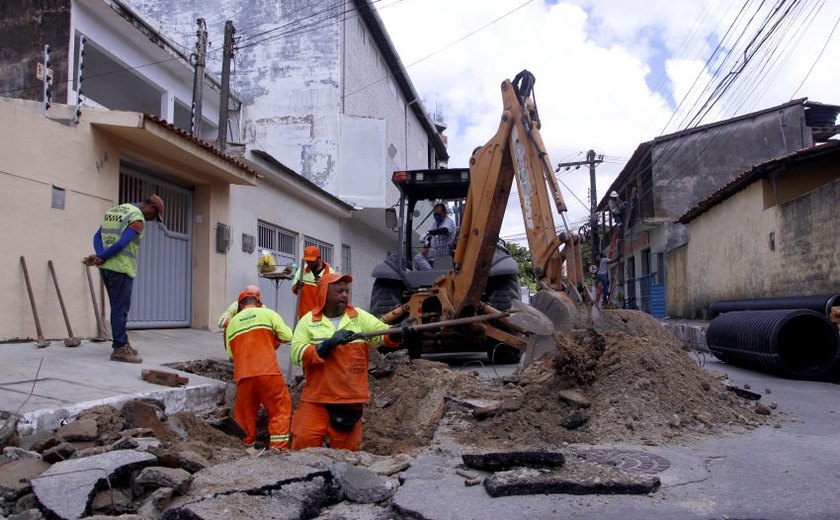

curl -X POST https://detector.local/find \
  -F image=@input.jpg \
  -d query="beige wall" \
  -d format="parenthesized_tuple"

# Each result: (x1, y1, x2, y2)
(1, 99, 242, 341)
(1, 100, 122, 341)
(684, 182, 783, 318)
(192, 183, 231, 330)
(665, 244, 688, 317)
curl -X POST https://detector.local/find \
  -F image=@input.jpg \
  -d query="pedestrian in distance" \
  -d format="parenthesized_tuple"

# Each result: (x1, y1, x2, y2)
(224, 290, 294, 450)
(217, 284, 263, 328)
(82, 194, 164, 363)
(291, 245, 333, 319)
(595, 253, 618, 306)
(290, 272, 410, 451)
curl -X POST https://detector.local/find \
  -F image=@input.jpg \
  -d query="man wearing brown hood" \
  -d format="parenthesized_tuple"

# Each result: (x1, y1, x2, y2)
(289, 272, 404, 451)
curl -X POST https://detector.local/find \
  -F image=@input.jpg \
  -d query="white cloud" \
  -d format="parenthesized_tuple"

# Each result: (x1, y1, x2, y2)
(378, 0, 840, 241)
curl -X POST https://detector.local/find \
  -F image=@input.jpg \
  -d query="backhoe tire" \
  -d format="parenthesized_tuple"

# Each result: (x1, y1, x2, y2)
(483, 273, 523, 364)
(370, 279, 404, 318)
(484, 273, 520, 311)
(486, 341, 523, 365)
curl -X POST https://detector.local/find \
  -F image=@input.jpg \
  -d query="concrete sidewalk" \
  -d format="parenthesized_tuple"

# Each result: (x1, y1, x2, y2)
(0, 329, 288, 439)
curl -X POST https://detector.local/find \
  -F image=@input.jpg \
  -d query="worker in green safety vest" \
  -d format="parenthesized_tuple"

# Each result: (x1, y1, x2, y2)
(83, 194, 164, 363)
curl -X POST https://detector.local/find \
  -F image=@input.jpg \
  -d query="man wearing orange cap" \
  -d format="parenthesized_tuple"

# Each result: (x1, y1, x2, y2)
(217, 284, 263, 328)
(224, 290, 293, 450)
(83, 194, 165, 364)
(290, 245, 333, 319)
(290, 272, 406, 451)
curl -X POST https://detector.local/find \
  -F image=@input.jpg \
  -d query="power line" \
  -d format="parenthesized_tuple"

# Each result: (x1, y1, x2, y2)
(340, 0, 535, 101)
(790, 11, 840, 99)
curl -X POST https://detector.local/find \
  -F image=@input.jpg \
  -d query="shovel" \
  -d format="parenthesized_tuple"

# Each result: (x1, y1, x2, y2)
(85, 265, 110, 342)
(20, 256, 49, 348)
(48, 260, 81, 348)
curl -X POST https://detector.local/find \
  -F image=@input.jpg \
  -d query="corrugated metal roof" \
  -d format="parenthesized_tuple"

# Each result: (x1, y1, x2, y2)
(143, 114, 261, 179)
(677, 140, 840, 224)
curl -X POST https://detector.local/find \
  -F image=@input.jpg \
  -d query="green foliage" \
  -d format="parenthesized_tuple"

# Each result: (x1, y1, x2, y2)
(506, 242, 535, 288)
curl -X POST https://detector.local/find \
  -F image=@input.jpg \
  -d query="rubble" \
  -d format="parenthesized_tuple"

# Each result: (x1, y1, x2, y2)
(462, 451, 566, 472)
(331, 463, 397, 504)
(31, 450, 156, 520)
(483, 464, 661, 497)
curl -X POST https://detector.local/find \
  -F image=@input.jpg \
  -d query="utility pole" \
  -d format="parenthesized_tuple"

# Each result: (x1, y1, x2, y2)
(555, 149, 603, 263)
(217, 20, 235, 149)
(191, 18, 207, 137)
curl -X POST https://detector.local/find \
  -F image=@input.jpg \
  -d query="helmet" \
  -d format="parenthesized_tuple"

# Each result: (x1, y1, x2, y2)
(238, 285, 262, 307)
(610, 190, 619, 198)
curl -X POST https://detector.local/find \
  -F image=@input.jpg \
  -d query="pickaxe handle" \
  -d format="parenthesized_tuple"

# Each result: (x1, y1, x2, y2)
(349, 311, 508, 341)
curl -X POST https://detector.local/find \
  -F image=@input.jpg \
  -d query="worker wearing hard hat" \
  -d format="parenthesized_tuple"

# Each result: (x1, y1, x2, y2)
(608, 190, 626, 226)
(290, 245, 333, 319)
(218, 284, 263, 328)
(83, 194, 165, 364)
(289, 272, 406, 451)
(224, 290, 293, 450)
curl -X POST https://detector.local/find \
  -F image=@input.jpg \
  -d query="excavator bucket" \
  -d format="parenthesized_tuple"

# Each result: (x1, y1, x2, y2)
(507, 299, 554, 335)
(530, 289, 579, 330)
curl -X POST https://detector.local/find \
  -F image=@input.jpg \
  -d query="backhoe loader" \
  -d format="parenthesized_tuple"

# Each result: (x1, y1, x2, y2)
(370, 70, 590, 362)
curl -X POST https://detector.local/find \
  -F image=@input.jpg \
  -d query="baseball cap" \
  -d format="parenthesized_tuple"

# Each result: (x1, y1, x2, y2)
(146, 194, 165, 222)
(318, 272, 353, 287)
(303, 245, 321, 261)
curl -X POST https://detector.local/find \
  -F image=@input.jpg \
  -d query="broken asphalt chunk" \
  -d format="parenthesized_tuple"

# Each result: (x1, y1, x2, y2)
(483, 465, 660, 497)
(31, 450, 156, 520)
(462, 451, 566, 472)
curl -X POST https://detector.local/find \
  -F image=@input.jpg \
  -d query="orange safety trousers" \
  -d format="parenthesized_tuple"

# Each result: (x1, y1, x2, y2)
(291, 401, 362, 451)
(234, 375, 291, 450)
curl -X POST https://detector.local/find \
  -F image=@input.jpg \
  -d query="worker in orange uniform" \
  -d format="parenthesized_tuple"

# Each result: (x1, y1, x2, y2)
(224, 290, 293, 450)
(290, 245, 333, 319)
(290, 273, 408, 451)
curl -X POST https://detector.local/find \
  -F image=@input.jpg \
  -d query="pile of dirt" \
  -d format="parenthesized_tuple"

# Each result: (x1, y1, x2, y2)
(364, 309, 777, 452)
(167, 309, 776, 455)
(364, 359, 458, 455)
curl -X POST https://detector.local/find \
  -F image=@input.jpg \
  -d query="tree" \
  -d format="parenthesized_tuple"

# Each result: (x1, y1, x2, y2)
(506, 242, 535, 289)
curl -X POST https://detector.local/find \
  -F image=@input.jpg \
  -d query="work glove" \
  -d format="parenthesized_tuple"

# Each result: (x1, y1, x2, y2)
(294, 279, 304, 292)
(315, 329, 356, 359)
(399, 319, 419, 343)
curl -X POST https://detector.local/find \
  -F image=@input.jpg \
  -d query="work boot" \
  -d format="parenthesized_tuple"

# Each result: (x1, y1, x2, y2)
(125, 343, 139, 356)
(110, 345, 142, 363)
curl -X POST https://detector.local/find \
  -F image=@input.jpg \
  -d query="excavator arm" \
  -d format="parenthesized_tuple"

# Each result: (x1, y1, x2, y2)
(435, 70, 587, 328)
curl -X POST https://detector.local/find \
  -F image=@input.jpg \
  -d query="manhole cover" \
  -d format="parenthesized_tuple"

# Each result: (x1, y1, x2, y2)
(581, 449, 670, 474)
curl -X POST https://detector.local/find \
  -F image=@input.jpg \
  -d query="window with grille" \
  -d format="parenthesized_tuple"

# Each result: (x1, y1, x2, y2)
(258, 221, 297, 256)
(303, 236, 334, 265)
(341, 244, 351, 276)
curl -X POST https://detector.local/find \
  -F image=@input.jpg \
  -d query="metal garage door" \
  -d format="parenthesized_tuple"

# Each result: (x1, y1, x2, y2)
(120, 166, 192, 328)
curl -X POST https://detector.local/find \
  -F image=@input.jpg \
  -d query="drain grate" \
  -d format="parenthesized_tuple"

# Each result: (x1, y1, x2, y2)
(581, 449, 671, 474)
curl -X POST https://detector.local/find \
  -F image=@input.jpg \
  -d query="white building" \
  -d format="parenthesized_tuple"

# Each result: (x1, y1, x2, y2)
(125, 0, 449, 309)
(0, 0, 446, 341)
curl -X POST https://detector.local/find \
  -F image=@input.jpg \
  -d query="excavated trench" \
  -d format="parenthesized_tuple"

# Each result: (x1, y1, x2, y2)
(0, 310, 785, 520)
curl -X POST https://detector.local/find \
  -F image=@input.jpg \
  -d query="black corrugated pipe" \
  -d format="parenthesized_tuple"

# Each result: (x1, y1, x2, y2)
(707, 309, 840, 380)
(708, 294, 840, 320)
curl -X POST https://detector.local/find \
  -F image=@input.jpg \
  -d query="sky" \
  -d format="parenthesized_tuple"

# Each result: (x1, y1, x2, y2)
(375, 0, 840, 242)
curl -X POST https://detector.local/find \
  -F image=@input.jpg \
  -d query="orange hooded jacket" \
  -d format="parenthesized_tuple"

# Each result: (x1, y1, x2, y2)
(290, 273, 397, 404)
(291, 263, 333, 318)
